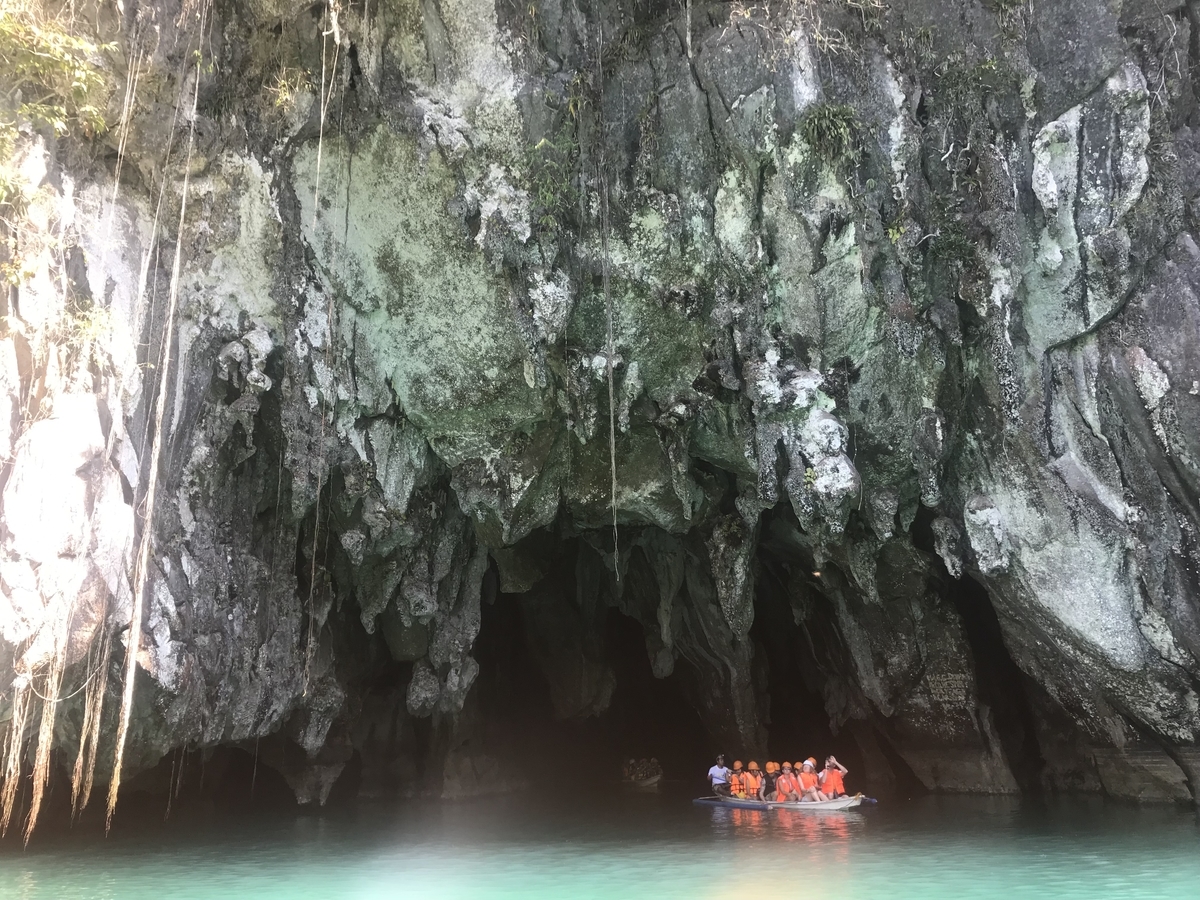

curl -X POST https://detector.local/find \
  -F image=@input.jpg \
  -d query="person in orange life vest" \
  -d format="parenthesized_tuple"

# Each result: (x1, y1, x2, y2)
(797, 758, 823, 801)
(728, 760, 747, 797)
(820, 755, 849, 798)
(742, 761, 765, 800)
(772, 762, 801, 801)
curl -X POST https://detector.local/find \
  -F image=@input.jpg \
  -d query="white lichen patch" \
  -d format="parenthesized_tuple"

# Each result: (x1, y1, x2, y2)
(714, 168, 758, 264)
(466, 163, 531, 246)
(1126, 346, 1170, 411)
(528, 268, 573, 343)
(881, 59, 910, 202)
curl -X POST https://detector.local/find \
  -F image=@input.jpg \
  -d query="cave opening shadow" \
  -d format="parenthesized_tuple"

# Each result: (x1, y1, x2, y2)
(752, 560, 867, 783)
(949, 573, 1048, 794)
(472, 587, 710, 791)
(752, 515, 929, 801)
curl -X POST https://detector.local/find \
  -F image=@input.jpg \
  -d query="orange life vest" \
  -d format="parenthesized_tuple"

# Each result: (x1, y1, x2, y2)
(729, 771, 746, 794)
(798, 770, 820, 792)
(774, 772, 799, 798)
(742, 771, 763, 797)
(821, 768, 846, 796)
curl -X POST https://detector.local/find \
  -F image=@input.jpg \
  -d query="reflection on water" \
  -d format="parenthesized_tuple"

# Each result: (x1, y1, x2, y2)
(708, 803, 864, 847)
(1, 791, 1197, 899)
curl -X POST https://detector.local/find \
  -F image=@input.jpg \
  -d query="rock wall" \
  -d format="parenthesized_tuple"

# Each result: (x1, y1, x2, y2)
(1, 0, 1199, 819)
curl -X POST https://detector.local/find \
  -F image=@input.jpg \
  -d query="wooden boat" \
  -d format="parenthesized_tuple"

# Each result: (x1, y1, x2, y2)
(693, 793, 866, 811)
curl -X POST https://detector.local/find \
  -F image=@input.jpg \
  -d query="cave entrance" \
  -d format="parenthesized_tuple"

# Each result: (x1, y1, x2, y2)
(472, 559, 709, 789)
(948, 573, 1046, 792)
(751, 556, 865, 780)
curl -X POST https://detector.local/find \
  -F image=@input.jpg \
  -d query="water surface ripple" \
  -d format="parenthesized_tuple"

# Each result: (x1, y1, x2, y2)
(2, 793, 1197, 899)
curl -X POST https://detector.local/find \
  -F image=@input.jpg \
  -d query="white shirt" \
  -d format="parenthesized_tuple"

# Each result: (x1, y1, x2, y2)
(708, 765, 731, 784)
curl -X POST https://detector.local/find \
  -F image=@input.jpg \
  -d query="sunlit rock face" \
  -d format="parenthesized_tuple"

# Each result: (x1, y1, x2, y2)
(0, 0, 1198, 817)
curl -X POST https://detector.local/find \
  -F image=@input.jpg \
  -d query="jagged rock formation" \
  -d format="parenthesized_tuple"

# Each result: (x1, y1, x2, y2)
(1, 0, 1199, 822)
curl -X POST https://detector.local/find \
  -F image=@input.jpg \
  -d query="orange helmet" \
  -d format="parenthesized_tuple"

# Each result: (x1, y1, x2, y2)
(748, 760, 760, 771)
(782, 762, 793, 770)
(732, 760, 743, 771)
(766, 761, 778, 773)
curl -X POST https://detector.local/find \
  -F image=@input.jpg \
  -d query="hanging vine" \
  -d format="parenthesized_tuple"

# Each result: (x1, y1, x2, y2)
(106, 0, 213, 832)
(594, 11, 619, 580)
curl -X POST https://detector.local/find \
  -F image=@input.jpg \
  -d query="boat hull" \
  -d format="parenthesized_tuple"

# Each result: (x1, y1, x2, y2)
(693, 795, 865, 811)
(693, 797, 771, 810)
(771, 795, 863, 811)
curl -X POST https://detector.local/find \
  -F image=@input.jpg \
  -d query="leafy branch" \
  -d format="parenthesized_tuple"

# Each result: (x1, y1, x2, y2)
(0, 9, 111, 144)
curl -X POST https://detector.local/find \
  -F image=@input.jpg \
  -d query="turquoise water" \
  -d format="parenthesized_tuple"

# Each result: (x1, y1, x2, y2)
(2, 792, 1198, 899)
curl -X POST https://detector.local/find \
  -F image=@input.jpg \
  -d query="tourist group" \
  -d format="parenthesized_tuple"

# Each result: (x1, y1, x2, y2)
(706, 754, 849, 801)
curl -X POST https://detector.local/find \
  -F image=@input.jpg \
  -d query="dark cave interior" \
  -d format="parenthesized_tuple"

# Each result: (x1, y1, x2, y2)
(18, 508, 1056, 836)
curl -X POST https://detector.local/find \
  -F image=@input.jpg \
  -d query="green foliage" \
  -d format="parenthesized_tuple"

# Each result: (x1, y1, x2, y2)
(927, 219, 985, 290)
(0, 9, 111, 146)
(0, 6, 111, 292)
(804, 466, 817, 488)
(894, 24, 936, 69)
(529, 127, 577, 233)
(934, 55, 1013, 118)
(265, 66, 311, 112)
(800, 103, 860, 171)
(62, 293, 111, 347)
(528, 81, 587, 235)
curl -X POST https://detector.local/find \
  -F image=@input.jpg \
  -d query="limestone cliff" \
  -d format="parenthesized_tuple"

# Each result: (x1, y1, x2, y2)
(1, 0, 1199, 827)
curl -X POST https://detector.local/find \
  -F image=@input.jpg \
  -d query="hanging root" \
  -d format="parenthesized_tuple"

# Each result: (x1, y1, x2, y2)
(71, 620, 111, 819)
(106, 1, 209, 832)
(309, 1, 342, 231)
(23, 619, 70, 845)
(0, 679, 31, 837)
(303, 0, 343, 695)
(596, 15, 619, 579)
(104, 30, 145, 232)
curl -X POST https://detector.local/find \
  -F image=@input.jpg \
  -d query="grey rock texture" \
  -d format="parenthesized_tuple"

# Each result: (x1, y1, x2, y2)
(1, 0, 1199, 815)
